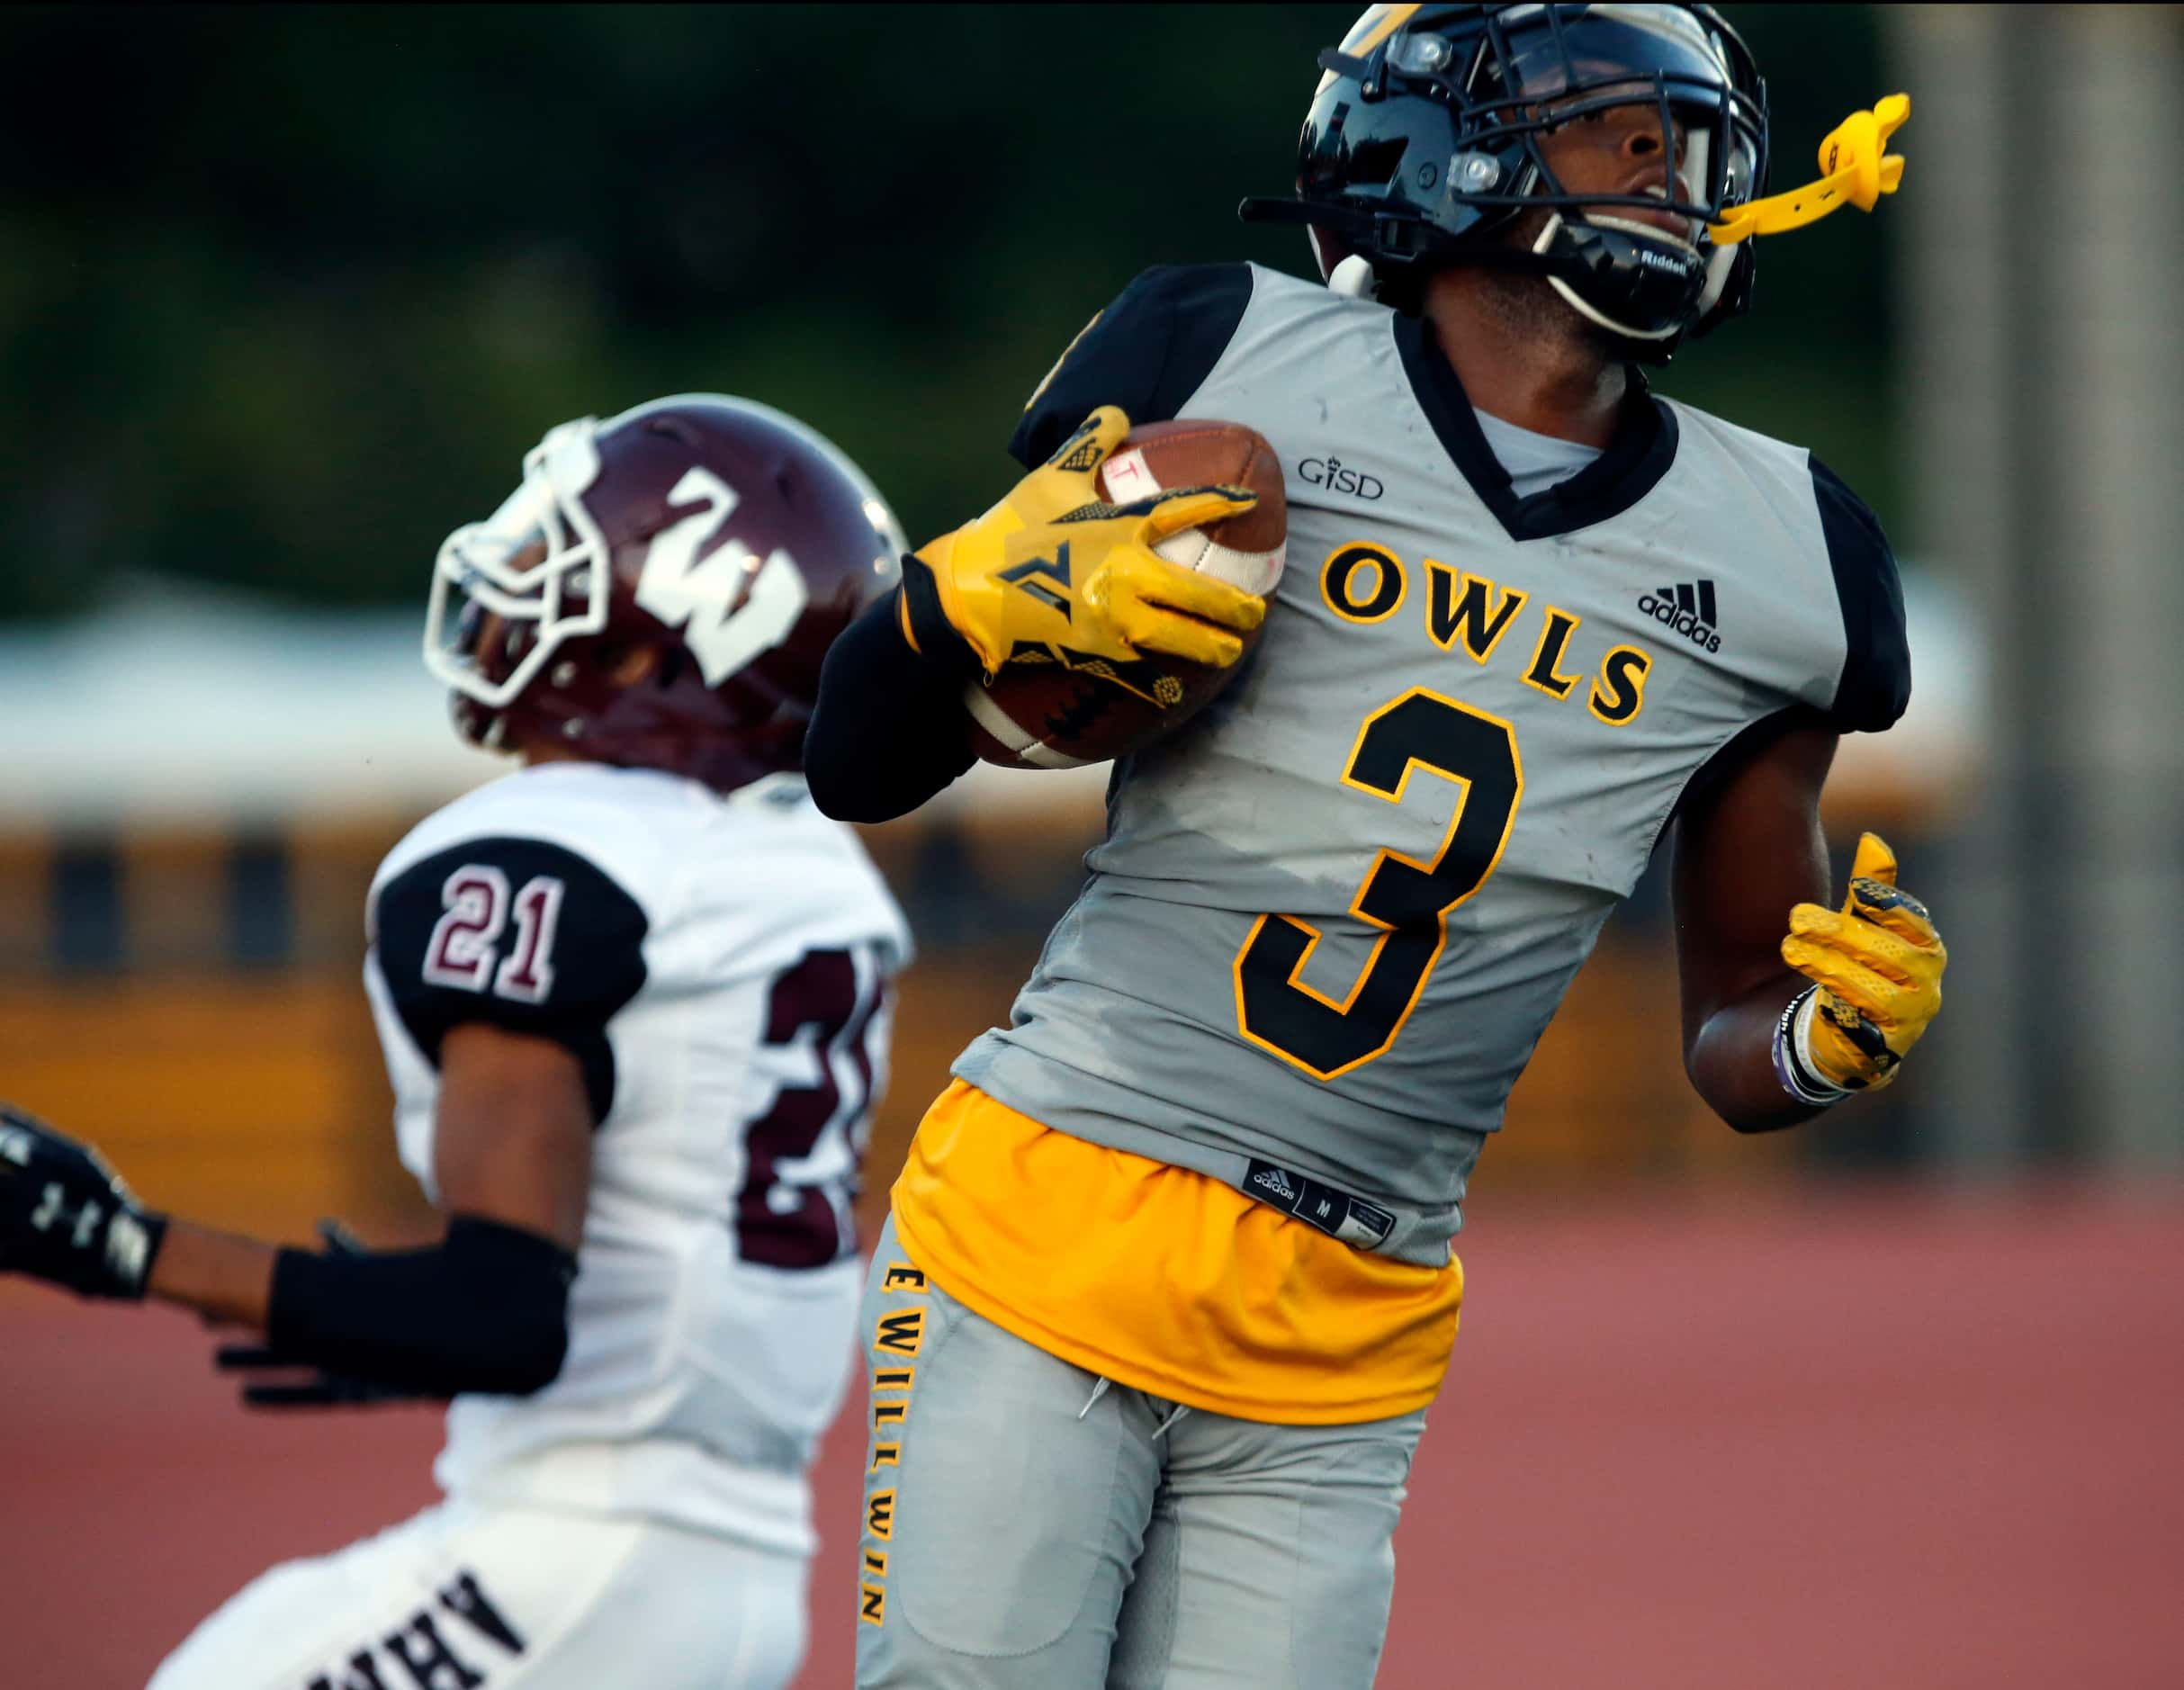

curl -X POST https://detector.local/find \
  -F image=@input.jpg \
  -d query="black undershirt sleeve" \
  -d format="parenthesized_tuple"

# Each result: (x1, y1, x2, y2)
(804, 586, 977, 823)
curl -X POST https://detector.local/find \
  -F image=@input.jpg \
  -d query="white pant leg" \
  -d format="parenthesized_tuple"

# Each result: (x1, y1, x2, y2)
(506, 1521, 806, 1690)
(149, 1497, 806, 1690)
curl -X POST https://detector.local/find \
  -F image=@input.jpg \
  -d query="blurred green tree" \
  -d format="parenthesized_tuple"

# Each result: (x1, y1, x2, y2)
(0, 4, 1890, 620)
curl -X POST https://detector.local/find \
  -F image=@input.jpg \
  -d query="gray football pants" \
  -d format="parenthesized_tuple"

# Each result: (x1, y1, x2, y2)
(854, 1214, 1425, 1688)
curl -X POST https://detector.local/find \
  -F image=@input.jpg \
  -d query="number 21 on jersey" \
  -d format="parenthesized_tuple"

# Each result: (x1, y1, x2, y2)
(424, 865, 563, 1003)
(1234, 688, 1522, 1080)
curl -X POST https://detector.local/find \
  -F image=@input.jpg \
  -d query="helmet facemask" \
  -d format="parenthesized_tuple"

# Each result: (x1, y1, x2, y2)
(1469, 6, 1764, 342)
(1246, 4, 1768, 356)
(425, 418, 613, 719)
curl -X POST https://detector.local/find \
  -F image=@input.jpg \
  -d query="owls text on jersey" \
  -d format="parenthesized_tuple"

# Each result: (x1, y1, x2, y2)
(955, 262, 1908, 1267)
(364, 760, 911, 1553)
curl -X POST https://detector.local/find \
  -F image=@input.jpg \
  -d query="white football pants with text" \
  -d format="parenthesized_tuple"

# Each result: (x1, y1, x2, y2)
(854, 1214, 1426, 1689)
(148, 1497, 806, 1690)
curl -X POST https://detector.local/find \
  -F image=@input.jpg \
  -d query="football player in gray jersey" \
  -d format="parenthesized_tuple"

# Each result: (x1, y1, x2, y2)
(805, 6, 1946, 1686)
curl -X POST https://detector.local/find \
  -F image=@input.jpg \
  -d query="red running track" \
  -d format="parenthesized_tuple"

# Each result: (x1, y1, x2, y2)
(4, 1182, 2180, 1688)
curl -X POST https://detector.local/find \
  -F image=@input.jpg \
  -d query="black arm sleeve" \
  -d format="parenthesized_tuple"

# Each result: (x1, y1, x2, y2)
(1810, 456, 1911, 733)
(804, 583, 978, 823)
(265, 1215, 575, 1398)
(1008, 264, 1256, 467)
(371, 837, 648, 1124)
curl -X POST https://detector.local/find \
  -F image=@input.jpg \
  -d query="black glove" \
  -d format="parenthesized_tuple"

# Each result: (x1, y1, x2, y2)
(0, 1104, 166, 1299)
(214, 1218, 438, 1408)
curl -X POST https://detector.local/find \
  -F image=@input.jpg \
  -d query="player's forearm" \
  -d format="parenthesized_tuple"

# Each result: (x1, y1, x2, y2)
(1685, 971, 1828, 1133)
(260, 1216, 573, 1396)
(804, 587, 977, 823)
(147, 1218, 279, 1328)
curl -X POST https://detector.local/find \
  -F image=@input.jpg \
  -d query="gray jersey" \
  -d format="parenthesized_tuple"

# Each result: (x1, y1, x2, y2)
(956, 264, 1908, 1265)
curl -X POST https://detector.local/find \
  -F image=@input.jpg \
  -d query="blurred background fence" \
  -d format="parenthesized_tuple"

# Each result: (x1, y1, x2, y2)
(2, 5, 2181, 1685)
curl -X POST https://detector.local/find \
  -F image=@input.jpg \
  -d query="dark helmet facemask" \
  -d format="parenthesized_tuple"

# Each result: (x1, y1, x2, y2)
(1242, 4, 1770, 355)
(1466, 5, 1763, 340)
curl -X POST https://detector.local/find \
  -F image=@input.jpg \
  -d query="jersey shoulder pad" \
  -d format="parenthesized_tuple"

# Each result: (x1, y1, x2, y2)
(1010, 263, 1257, 468)
(1809, 455, 1910, 734)
(370, 833, 648, 1123)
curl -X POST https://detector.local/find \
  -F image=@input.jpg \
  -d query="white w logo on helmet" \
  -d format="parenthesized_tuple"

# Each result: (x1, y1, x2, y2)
(634, 467, 810, 687)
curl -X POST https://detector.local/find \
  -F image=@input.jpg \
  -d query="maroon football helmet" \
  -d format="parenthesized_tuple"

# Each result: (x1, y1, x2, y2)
(426, 395, 905, 794)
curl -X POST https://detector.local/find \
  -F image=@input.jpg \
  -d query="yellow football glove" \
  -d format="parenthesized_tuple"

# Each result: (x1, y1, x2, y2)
(1776, 832, 1946, 1098)
(901, 406, 1265, 679)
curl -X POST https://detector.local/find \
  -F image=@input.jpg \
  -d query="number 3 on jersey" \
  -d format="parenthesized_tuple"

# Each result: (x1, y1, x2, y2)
(1234, 688, 1522, 1080)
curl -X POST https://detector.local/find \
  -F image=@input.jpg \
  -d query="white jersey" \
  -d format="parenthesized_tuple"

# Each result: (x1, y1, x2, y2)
(363, 760, 910, 1555)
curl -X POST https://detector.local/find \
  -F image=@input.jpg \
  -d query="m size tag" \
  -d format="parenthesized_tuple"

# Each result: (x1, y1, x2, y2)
(1245, 1160, 1396, 1250)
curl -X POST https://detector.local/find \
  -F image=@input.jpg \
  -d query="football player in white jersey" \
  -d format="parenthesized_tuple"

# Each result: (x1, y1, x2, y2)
(0, 395, 912, 1690)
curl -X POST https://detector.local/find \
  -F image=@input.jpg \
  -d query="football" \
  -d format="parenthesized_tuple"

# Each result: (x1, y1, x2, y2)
(964, 419, 1288, 769)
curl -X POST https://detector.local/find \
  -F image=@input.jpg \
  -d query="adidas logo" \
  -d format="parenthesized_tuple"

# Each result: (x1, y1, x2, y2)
(1638, 580, 1721, 654)
(1251, 1166, 1298, 1202)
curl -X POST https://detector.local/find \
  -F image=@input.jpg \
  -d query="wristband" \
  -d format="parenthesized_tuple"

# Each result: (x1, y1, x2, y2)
(109, 1207, 166, 1299)
(1773, 986, 1853, 1108)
